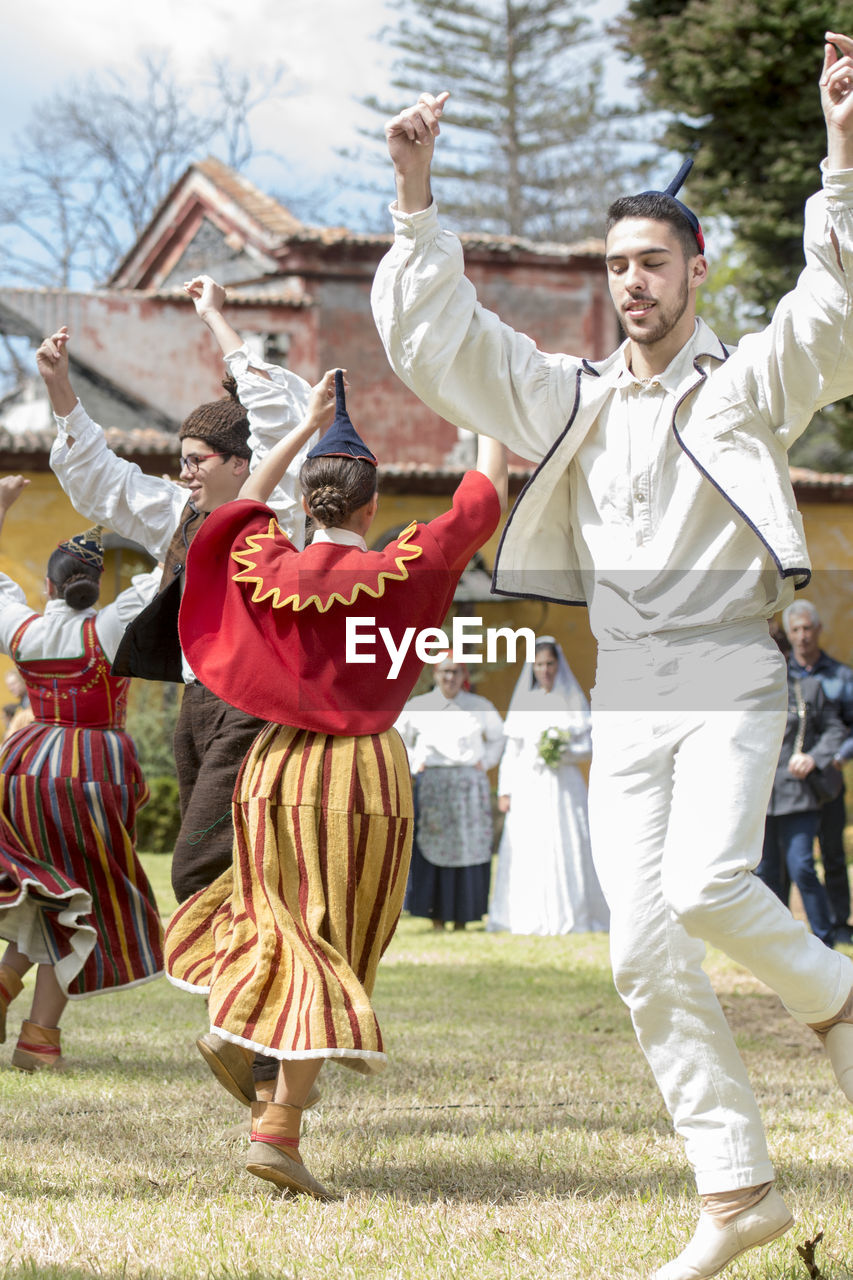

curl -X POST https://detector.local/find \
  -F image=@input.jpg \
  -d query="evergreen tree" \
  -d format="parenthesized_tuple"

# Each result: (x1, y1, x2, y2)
(617, 0, 853, 467)
(363, 0, 649, 242)
(617, 0, 850, 314)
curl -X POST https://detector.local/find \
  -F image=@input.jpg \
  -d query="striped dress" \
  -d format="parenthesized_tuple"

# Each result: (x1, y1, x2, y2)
(166, 472, 502, 1071)
(166, 723, 412, 1070)
(0, 613, 163, 997)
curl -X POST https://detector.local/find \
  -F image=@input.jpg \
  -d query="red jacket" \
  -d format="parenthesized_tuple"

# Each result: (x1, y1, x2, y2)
(179, 471, 500, 735)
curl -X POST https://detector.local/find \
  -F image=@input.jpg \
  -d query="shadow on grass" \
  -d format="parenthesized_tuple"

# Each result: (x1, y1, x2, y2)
(3, 1154, 851, 1212)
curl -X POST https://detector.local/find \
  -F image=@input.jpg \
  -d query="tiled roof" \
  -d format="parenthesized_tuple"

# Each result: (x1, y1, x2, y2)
(789, 465, 853, 488)
(195, 157, 304, 239)
(0, 425, 177, 458)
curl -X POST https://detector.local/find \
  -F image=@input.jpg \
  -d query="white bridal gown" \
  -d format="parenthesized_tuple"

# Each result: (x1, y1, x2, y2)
(488, 672, 609, 936)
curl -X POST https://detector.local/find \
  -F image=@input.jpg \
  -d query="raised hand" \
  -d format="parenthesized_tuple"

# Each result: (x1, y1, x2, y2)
(184, 275, 227, 320)
(306, 369, 347, 432)
(385, 92, 451, 214)
(822, 33, 853, 168)
(0, 475, 30, 514)
(35, 327, 69, 383)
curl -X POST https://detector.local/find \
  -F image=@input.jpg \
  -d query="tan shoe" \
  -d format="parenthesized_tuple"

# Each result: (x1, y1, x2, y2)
(0, 964, 23, 1046)
(245, 1100, 330, 1200)
(824, 1022, 853, 1102)
(11, 1020, 66, 1072)
(197, 1033, 256, 1105)
(245, 1139, 331, 1200)
(653, 1188, 793, 1279)
(199, 1034, 324, 1111)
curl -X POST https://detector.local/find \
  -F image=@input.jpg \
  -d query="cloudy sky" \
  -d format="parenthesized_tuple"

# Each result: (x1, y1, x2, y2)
(1, 0, 629, 229)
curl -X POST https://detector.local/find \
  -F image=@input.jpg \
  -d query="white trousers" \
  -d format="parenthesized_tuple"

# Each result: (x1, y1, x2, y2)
(588, 620, 853, 1194)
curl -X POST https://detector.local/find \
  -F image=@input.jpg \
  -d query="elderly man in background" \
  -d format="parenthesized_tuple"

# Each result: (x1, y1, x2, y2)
(784, 598, 853, 945)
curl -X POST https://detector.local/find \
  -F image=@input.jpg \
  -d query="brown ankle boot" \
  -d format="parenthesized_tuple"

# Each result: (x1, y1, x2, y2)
(246, 1101, 330, 1199)
(11, 1020, 66, 1072)
(0, 964, 23, 1045)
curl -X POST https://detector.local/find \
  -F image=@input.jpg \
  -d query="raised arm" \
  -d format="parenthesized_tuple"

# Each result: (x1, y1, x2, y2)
(372, 94, 581, 464)
(823, 32, 853, 170)
(475, 436, 508, 514)
(725, 33, 853, 446)
(238, 370, 339, 506)
(0, 476, 39, 655)
(39, 330, 186, 559)
(0, 475, 30, 540)
(185, 275, 251, 361)
(385, 90, 450, 214)
(35, 327, 77, 421)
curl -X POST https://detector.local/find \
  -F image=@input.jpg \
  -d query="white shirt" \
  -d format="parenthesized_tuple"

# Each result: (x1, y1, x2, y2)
(49, 344, 313, 682)
(396, 687, 505, 772)
(570, 324, 788, 645)
(0, 568, 161, 665)
(371, 169, 853, 623)
(310, 527, 368, 551)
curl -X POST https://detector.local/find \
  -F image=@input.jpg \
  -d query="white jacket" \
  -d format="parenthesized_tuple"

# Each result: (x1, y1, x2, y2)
(371, 168, 853, 606)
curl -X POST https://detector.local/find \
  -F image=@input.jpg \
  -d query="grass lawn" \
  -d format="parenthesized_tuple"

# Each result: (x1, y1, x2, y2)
(0, 853, 851, 1279)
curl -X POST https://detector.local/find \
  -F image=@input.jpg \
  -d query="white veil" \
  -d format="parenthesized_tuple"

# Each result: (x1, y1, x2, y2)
(502, 636, 590, 740)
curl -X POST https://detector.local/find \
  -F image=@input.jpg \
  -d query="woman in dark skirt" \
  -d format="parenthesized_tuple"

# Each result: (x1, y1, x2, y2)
(397, 657, 504, 930)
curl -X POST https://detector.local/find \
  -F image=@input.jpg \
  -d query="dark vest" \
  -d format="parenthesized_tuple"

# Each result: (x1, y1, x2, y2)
(111, 501, 203, 683)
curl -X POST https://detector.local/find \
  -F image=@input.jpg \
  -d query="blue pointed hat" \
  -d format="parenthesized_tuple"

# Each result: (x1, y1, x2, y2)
(57, 525, 104, 573)
(306, 370, 377, 467)
(641, 158, 705, 253)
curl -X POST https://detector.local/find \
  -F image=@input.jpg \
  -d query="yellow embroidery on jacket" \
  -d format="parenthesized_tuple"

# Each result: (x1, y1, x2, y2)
(230, 519, 424, 612)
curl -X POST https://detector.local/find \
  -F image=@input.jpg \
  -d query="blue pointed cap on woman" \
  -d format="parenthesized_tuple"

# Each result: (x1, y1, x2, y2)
(641, 158, 705, 253)
(306, 370, 377, 466)
(56, 525, 105, 573)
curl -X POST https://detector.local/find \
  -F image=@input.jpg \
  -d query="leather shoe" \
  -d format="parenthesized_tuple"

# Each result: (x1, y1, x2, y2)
(198, 1033, 323, 1111)
(197, 1033, 256, 1106)
(653, 1188, 792, 1279)
(246, 1140, 331, 1200)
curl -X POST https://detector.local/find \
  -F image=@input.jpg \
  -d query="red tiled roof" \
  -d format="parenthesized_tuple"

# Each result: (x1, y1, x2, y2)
(195, 157, 304, 239)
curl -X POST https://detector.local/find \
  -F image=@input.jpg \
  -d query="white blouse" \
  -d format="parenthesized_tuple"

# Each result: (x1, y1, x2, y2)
(0, 568, 161, 665)
(396, 687, 505, 773)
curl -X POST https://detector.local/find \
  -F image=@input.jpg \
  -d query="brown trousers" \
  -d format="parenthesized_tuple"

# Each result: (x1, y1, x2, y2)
(172, 683, 266, 903)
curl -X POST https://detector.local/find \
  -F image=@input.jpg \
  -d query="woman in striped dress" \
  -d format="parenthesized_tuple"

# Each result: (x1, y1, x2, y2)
(0, 476, 164, 1070)
(166, 366, 506, 1198)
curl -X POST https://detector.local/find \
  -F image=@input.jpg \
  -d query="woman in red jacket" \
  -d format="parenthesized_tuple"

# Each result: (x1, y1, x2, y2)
(166, 369, 506, 1198)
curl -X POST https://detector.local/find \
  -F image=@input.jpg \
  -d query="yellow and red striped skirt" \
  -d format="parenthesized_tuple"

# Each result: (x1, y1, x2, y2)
(165, 724, 413, 1073)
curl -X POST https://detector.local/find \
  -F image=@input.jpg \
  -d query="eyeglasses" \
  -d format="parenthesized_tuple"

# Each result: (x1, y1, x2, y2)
(178, 451, 228, 474)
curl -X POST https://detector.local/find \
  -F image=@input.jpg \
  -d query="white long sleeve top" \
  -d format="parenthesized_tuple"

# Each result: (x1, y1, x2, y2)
(49, 345, 312, 561)
(396, 687, 505, 772)
(0, 567, 161, 665)
(49, 345, 314, 681)
(372, 168, 853, 642)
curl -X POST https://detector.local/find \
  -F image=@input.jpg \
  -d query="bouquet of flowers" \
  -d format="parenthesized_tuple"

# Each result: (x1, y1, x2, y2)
(537, 726, 572, 769)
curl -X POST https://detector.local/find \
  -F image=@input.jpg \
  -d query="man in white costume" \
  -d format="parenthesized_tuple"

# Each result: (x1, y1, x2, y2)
(371, 31, 853, 1280)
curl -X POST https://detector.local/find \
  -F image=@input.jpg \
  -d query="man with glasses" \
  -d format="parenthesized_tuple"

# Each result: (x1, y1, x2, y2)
(37, 306, 312, 903)
(36, 284, 316, 1109)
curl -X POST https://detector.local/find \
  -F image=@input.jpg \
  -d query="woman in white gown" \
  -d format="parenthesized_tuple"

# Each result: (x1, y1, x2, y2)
(488, 638, 609, 936)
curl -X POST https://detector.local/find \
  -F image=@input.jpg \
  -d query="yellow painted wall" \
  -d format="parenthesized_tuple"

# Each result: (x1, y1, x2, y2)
(2, 475, 851, 722)
(0, 472, 154, 685)
(375, 491, 853, 718)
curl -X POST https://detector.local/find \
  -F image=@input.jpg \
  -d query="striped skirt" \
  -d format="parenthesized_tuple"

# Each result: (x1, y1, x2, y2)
(0, 721, 163, 997)
(165, 724, 413, 1073)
